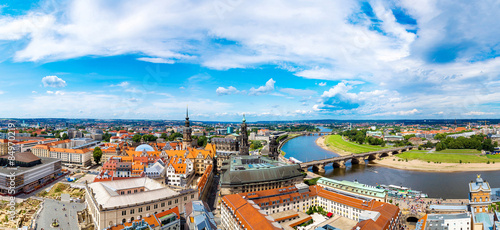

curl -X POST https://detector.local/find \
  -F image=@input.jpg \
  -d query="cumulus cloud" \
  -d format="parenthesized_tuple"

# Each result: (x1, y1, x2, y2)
(1, 0, 500, 118)
(0, 90, 4, 95)
(249, 78, 275, 96)
(216, 86, 240, 96)
(318, 82, 326, 86)
(42, 76, 66, 88)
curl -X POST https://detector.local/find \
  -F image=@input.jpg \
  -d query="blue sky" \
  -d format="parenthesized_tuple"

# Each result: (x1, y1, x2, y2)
(0, 0, 499, 121)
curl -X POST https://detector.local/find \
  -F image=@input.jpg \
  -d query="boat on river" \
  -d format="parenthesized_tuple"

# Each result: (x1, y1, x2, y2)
(289, 157, 303, 164)
(378, 184, 429, 198)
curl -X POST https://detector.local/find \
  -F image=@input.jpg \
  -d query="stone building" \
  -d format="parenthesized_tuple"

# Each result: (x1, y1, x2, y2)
(212, 138, 239, 152)
(219, 155, 304, 196)
(469, 175, 491, 213)
(85, 177, 197, 230)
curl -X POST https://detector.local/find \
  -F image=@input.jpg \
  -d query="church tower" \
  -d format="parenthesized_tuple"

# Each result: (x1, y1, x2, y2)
(182, 106, 193, 150)
(269, 135, 279, 160)
(239, 114, 249, 155)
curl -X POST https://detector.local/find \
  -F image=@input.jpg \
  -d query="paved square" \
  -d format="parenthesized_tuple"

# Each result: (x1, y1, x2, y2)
(35, 199, 86, 230)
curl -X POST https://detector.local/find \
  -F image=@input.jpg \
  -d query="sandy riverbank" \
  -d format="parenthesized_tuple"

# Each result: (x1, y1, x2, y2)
(315, 136, 500, 172)
(372, 156, 500, 172)
(315, 136, 352, 156)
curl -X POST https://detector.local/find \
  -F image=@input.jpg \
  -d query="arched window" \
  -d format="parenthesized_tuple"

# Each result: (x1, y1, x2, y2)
(131, 217, 134, 221)
(122, 219, 126, 223)
(109, 221, 113, 226)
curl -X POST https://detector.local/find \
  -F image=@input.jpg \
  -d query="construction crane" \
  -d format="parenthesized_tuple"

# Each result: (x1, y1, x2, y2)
(478, 120, 489, 127)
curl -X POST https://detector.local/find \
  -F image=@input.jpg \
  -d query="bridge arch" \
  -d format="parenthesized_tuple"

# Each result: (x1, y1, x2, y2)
(367, 154, 378, 161)
(406, 216, 419, 223)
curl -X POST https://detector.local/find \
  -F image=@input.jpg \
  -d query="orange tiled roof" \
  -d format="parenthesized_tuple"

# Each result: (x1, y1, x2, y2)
(155, 206, 180, 219)
(197, 165, 212, 196)
(222, 194, 281, 230)
(51, 148, 91, 154)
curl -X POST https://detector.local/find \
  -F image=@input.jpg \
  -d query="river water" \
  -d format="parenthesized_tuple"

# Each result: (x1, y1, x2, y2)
(281, 127, 500, 199)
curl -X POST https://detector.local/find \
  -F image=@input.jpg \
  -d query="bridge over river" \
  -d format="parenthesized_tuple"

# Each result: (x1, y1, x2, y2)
(299, 146, 415, 173)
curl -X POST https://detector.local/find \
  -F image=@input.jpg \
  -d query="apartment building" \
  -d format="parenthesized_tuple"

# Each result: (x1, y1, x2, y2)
(221, 183, 400, 230)
(49, 148, 92, 166)
(0, 139, 8, 156)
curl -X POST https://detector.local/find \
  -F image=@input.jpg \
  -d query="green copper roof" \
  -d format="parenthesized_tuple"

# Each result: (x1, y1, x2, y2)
(317, 177, 386, 198)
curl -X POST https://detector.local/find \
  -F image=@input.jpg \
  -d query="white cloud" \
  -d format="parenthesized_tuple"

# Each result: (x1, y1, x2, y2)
(216, 86, 240, 96)
(46, 90, 65, 95)
(137, 57, 175, 64)
(0, 90, 4, 95)
(464, 111, 495, 116)
(42, 76, 66, 88)
(1, 0, 500, 119)
(249, 78, 275, 96)
(31, 91, 37, 94)
(318, 82, 326, 86)
(111, 82, 130, 87)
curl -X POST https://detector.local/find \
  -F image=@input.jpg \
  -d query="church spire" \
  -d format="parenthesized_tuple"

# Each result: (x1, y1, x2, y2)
(186, 105, 189, 120)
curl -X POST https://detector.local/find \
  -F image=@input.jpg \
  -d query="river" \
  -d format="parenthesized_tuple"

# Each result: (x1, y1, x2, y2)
(281, 127, 500, 199)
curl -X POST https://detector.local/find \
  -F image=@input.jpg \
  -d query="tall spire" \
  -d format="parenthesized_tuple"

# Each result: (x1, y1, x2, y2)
(186, 105, 189, 119)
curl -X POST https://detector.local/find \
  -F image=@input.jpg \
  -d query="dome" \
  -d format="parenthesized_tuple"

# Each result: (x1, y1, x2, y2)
(135, 144, 155, 152)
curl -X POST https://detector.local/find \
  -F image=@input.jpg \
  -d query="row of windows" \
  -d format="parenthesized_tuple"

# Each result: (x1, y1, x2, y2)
(121, 194, 195, 216)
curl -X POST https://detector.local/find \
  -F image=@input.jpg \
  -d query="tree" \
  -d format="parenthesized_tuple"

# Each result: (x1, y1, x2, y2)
(197, 136, 208, 147)
(61, 133, 69, 140)
(93, 147, 103, 164)
(160, 133, 168, 139)
(103, 132, 112, 142)
(132, 134, 142, 143)
(250, 140, 263, 150)
(436, 142, 446, 151)
(168, 132, 183, 141)
(142, 134, 157, 142)
(404, 134, 416, 141)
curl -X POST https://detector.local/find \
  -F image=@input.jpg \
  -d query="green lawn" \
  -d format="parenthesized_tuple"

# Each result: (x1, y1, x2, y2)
(436, 149, 481, 154)
(396, 151, 500, 163)
(325, 135, 388, 154)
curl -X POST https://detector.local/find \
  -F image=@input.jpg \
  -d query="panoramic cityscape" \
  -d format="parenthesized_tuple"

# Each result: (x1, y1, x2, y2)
(1, 0, 500, 230)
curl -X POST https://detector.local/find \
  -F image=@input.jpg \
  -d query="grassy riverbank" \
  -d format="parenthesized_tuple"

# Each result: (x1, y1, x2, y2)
(396, 150, 499, 163)
(324, 135, 388, 154)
